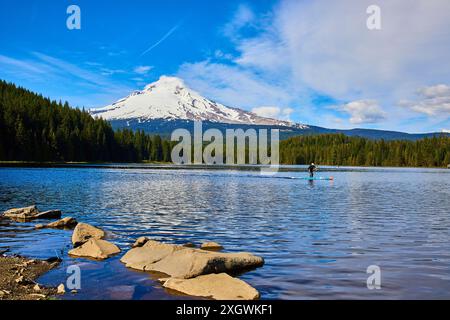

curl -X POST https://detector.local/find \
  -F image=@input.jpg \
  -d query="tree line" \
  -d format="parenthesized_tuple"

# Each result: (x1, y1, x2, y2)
(1, 80, 449, 167)
(280, 134, 450, 167)
(0, 80, 173, 162)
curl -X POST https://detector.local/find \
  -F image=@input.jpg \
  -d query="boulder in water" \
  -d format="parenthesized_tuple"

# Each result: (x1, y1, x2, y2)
(161, 273, 260, 300)
(71, 223, 105, 247)
(121, 240, 264, 279)
(35, 217, 78, 230)
(3, 206, 61, 221)
(68, 239, 120, 260)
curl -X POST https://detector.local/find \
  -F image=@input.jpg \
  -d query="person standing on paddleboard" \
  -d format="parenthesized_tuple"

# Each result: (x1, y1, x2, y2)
(308, 163, 317, 178)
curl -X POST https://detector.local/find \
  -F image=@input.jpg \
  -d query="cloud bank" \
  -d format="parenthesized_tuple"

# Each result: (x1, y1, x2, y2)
(400, 84, 450, 116)
(178, 0, 450, 130)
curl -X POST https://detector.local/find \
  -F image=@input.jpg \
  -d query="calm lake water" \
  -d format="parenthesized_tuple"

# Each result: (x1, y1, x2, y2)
(1, 165, 449, 299)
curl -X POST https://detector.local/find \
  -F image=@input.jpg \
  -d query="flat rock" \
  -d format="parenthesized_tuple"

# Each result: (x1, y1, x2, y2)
(71, 223, 105, 247)
(37, 217, 78, 229)
(69, 239, 120, 260)
(200, 242, 223, 251)
(161, 273, 260, 300)
(121, 240, 264, 279)
(3, 205, 39, 218)
(132, 236, 150, 248)
(3, 205, 62, 221)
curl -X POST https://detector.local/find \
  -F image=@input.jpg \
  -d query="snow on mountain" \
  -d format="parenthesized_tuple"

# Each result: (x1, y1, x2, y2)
(90, 76, 308, 128)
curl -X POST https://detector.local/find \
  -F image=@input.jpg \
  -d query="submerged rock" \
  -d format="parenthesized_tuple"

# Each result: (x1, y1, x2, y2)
(200, 242, 223, 251)
(3, 206, 61, 221)
(132, 236, 150, 248)
(161, 273, 260, 300)
(35, 217, 78, 230)
(68, 239, 120, 260)
(121, 240, 264, 279)
(71, 223, 105, 247)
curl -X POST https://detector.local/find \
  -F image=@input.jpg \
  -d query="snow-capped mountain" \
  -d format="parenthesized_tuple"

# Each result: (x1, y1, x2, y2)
(90, 76, 306, 128)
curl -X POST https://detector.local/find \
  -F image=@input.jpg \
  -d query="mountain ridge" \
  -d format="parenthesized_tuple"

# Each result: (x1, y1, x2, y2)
(90, 76, 307, 128)
(90, 76, 448, 141)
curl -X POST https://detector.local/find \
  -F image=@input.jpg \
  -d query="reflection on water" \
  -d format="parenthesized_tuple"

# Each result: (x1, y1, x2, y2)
(0, 166, 450, 299)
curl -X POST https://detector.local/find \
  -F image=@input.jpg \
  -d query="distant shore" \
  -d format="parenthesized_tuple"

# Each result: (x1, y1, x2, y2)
(0, 161, 448, 171)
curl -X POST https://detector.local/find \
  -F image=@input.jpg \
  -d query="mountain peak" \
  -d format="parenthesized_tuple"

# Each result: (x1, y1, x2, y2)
(90, 76, 305, 128)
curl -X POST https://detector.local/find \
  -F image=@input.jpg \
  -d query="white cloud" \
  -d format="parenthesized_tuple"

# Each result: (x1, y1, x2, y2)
(243, 0, 450, 100)
(340, 100, 387, 124)
(252, 106, 279, 118)
(134, 65, 153, 75)
(223, 4, 255, 40)
(417, 84, 450, 98)
(100, 68, 126, 76)
(442, 129, 450, 133)
(252, 106, 294, 120)
(214, 50, 233, 61)
(399, 84, 450, 116)
(0, 54, 54, 76)
(32, 52, 122, 89)
(177, 0, 450, 130)
(178, 61, 291, 109)
(0, 52, 132, 108)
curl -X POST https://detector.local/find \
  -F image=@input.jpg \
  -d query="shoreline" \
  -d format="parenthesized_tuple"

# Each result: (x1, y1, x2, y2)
(1, 206, 263, 301)
(0, 254, 60, 300)
(0, 161, 448, 171)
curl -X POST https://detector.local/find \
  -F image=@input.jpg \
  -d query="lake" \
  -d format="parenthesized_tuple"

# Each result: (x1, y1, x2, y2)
(1, 165, 449, 299)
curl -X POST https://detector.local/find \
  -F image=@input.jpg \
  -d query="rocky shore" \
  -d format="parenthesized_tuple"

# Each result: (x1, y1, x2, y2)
(0, 255, 60, 300)
(1, 205, 265, 300)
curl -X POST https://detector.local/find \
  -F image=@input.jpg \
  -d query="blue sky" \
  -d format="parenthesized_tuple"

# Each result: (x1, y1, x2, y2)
(1, 0, 450, 133)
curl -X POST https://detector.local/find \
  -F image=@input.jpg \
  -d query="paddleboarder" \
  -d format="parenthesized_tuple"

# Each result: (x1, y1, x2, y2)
(308, 163, 317, 178)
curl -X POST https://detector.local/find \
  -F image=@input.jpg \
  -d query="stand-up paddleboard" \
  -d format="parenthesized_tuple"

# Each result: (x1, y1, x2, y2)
(294, 176, 334, 181)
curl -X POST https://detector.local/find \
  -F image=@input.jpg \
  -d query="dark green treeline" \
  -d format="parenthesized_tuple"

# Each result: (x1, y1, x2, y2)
(280, 134, 450, 167)
(0, 80, 173, 162)
(1, 80, 449, 167)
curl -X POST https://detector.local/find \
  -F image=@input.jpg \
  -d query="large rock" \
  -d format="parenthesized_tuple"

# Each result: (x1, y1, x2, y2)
(71, 223, 105, 247)
(200, 242, 223, 251)
(161, 273, 260, 300)
(121, 240, 264, 279)
(2, 206, 61, 221)
(35, 217, 78, 230)
(3, 205, 39, 218)
(68, 239, 120, 260)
